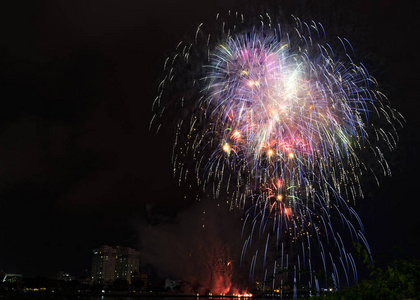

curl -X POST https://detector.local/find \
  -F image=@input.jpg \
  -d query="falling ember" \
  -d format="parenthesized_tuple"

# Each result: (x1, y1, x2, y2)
(231, 130, 242, 142)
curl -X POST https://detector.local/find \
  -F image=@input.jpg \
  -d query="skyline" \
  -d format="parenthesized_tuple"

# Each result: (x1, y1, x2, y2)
(0, 0, 419, 283)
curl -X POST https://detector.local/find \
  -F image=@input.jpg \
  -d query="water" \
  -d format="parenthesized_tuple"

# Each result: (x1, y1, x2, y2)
(0, 296, 190, 300)
(0, 296, 214, 300)
(1, 296, 290, 300)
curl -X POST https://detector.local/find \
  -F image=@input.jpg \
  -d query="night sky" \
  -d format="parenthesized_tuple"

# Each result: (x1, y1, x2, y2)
(0, 0, 419, 280)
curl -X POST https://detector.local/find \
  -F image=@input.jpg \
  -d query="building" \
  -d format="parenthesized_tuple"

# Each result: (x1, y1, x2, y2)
(56, 271, 75, 282)
(91, 245, 140, 284)
(91, 245, 117, 283)
(115, 246, 140, 283)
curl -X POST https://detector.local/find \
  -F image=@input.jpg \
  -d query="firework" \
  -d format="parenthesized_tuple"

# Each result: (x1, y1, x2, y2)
(152, 12, 403, 295)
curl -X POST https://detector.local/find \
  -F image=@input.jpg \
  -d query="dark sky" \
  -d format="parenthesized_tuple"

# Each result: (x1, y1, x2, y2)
(0, 0, 419, 279)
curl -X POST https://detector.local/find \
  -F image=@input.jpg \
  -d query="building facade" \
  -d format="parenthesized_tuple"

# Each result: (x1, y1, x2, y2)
(91, 245, 140, 284)
(115, 246, 140, 283)
(91, 245, 117, 283)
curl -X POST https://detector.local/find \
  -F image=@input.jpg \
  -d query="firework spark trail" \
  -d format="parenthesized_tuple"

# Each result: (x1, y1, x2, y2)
(152, 11, 403, 294)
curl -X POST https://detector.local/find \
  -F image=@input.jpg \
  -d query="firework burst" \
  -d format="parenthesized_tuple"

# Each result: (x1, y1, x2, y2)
(152, 12, 403, 295)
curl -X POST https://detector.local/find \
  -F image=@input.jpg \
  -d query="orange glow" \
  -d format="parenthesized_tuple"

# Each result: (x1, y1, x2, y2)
(231, 130, 242, 141)
(233, 293, 253, 297)
(267, 149, 274, 157)
(268, 107, 278, 117)
(223, 143, 231, 153)
(276, 194, 283, 201)
(288, 152, 294, 159)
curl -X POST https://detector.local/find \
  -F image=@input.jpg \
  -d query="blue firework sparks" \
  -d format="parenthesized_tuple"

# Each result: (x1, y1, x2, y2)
(152, 12, 403, 295)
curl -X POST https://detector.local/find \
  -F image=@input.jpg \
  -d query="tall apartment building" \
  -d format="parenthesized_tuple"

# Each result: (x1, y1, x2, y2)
(91, 245, 140, 284)
(91, 245, 117, 283)
(115, 246, 140, 283)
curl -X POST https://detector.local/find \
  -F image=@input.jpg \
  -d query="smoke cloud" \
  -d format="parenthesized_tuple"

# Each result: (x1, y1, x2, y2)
(139, 197, 250, 294)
